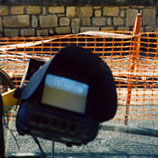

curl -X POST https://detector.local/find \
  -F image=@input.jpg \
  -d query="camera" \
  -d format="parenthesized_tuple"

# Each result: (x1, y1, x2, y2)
(16, 46, 117, 146)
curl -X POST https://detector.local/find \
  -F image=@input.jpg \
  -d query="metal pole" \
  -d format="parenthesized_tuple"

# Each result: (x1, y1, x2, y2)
(52, 141, 55, 158)
(125, 13, 141, 125)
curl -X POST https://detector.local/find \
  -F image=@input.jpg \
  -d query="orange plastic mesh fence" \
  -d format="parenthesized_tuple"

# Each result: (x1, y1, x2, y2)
(1, 31, 158, 124)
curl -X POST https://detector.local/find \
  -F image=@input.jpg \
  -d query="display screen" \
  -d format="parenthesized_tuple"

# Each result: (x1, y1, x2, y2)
(42, 74, 89, 114)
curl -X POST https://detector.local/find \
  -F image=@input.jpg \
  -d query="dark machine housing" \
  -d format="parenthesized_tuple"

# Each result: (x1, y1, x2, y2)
(16, 46, 117, 146)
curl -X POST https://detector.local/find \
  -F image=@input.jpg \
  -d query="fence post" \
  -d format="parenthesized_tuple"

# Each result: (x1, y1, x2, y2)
(124, 13, 141, 125)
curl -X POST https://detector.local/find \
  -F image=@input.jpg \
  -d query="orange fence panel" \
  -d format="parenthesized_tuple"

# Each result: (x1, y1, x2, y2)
(1, 31, 158, 125)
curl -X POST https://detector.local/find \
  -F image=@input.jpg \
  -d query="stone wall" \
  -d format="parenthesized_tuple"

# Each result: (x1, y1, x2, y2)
(0, 5, 157, 37)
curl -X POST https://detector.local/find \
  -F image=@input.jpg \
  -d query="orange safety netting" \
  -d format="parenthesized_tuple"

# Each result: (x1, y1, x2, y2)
(1, 12, 158, 125)
(1, 31, 158, 125)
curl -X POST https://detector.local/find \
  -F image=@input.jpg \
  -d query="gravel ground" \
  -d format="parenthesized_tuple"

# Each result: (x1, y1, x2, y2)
(4, 106, 158, 158)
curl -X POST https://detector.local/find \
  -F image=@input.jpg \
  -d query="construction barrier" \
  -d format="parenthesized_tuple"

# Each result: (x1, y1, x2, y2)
(1, 30, 158, 125)
(0, 14, 158, 126)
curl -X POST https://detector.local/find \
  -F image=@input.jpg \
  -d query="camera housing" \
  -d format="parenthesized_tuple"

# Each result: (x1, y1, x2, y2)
(16, 46, 117, 146)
